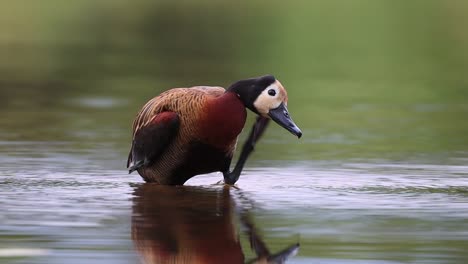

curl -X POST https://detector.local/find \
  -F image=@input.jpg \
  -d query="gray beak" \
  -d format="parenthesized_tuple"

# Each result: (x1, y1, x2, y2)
(268, 103, 302, 138)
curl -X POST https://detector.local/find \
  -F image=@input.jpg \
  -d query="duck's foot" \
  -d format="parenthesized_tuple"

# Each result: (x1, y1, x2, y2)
(210, 179, 239, 189)
(212, 180, 225, 186)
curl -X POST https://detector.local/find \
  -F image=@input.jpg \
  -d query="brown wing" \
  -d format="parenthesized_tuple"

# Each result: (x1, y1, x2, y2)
(131, 86, 225, 138)
(127, 86, 226, 171)
(127, 111, 180, 173)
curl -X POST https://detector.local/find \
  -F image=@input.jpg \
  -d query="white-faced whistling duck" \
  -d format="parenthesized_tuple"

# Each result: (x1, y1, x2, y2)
(127, 75, 302, 185)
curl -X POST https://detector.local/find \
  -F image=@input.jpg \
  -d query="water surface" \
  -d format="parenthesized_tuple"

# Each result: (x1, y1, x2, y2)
(1, 140, 468, 263)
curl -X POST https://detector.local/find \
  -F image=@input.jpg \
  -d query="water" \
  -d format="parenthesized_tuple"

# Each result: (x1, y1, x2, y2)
(1, 1, 468, 263)
(1, 140, 468, 263)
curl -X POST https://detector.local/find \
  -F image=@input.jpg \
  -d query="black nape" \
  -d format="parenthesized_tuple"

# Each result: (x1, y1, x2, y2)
(227, 75, 276, 113)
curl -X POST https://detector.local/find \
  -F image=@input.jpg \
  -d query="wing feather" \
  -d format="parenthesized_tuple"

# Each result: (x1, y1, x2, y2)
(127, 86, 226, 172)
(127, 111, 180, 172)
(131, 86, 225, 138)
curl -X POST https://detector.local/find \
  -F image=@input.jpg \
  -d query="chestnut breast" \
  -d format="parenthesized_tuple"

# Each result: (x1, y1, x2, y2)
(198, 92, 247, 149)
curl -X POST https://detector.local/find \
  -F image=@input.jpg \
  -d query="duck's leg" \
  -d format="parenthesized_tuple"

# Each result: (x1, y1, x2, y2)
(223, 116, 270, 185)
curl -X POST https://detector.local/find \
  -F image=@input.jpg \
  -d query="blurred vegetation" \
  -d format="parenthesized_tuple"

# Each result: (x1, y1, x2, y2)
(2, 2, 468, 262)
(1, 0, 468, 165)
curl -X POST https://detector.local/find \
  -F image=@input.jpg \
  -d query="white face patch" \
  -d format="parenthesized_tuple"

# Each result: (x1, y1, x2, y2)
(253, 81, 285, 116)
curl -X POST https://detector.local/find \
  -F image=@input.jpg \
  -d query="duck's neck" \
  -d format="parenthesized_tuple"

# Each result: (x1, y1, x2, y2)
(198, 92, 247, 148)
(226, 86, 256, 113)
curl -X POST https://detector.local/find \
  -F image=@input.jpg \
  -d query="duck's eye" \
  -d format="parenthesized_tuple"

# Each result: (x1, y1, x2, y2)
(268, 89, 276, 96)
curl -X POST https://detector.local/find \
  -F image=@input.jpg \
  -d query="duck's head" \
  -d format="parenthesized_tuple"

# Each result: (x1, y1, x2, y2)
(228, 75, 302, 138)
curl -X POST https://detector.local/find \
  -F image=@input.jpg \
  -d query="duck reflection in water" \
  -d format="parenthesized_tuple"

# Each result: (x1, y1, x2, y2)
(132, 184, 299, 264)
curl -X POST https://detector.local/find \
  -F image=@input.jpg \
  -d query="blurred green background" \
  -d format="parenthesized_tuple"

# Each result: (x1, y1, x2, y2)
(1, 0, 468, 163)
(2, 1, 468, 263)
